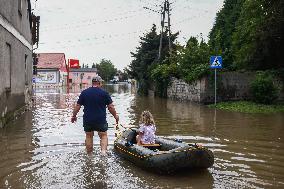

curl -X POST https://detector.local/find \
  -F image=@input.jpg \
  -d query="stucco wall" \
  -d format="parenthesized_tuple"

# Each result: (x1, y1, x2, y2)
(0, 0, 32, 42)
(70, 72, 98, 85)
(167, 72, 284, 104)
(0, 0, 33, 127)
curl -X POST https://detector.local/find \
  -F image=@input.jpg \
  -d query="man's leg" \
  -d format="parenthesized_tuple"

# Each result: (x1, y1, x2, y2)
(85, 131, 94, 153)
(98, 131, 108, 155)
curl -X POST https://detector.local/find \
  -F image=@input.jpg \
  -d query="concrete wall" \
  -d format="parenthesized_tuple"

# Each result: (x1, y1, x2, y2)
(167, 77, 207, 102)
(0, 0, 33, 127)
(167, 72, 284, 104)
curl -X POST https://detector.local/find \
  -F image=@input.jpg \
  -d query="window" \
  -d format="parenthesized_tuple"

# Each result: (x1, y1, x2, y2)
(18, 0, 23, 16)
(4, 43, 12, 91)
(25, 54, 28, 85)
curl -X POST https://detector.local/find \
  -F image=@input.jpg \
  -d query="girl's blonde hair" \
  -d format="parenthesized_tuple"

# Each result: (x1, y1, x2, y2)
(139, 110, 155, 125)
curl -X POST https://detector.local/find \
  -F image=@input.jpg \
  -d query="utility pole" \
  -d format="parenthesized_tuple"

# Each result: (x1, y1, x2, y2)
(158, 0, 172, 60)
(166, 0, 172, 53)
(143, 0, 173, 60)
(158, 3, 165, 60)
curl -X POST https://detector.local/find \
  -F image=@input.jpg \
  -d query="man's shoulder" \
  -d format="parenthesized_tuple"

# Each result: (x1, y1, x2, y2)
(81, 87, 91, 94)
(97, 88, 109, 95)
(84, 87, 109, 95)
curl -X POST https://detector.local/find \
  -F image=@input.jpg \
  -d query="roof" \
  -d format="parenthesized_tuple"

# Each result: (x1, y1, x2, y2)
(37, 53, 67, 72)
(70, 68, 97, 72)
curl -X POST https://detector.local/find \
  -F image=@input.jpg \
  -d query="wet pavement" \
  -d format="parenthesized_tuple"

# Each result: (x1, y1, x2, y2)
(0, 84, 283, 188)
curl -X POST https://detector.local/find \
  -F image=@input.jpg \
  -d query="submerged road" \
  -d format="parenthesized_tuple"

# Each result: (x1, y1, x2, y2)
(0, 84, 283, 188)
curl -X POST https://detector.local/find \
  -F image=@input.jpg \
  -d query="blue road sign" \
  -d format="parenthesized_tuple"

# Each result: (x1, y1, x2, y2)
(210, 56, 222, 69)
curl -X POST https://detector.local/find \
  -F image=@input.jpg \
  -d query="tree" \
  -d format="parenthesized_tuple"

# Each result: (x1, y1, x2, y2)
(210, 0, 284, 71)
(128, 24, 178, 95)
(176, 37, 210, 83)
(95, 59, 117, 82)
(120, 68, 129, 81)
(232, 0, 284, 70)
(91, 63, 96, 68)
(209, 0, 245, 70)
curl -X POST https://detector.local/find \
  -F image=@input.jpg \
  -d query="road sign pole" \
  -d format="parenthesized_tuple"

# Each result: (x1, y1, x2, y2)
(210, 56, 222, 106)
(215, 68, 217, 106)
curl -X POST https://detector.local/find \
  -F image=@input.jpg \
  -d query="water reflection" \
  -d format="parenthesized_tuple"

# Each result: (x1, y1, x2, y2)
(0, 84, 283, 188)
(82, 155, 108, 188)
(0, 111, 34, 188)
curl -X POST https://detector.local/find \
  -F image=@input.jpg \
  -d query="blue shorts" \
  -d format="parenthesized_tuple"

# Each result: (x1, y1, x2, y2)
(83, 123, 108, 132)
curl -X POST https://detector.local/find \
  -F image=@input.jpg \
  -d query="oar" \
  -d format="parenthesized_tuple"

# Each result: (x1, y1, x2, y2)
(119, 123, 137, 129)
(114, 122, 119, 137)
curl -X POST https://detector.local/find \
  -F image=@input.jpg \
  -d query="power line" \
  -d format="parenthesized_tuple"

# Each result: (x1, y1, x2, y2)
(45, 33, 142, 51)
(41, 11, 146, 32)
(38, 30, 146, 47)
(143, 0, 174, 59)
(42, 9, 146, 29)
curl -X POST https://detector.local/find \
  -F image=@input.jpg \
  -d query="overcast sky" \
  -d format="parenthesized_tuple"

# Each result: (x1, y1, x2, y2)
(32, 0, 224, 70)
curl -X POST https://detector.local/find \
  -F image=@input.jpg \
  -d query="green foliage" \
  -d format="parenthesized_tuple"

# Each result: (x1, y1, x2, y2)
(209, 101, 284, 114)
(129, 0, 283, 97)
(209, 0, 245, 70)
(128, 24, 178, 95)
(95, 59, 117, 82)
(183, 64, 210, 83)
(177, 37, 210, 83)
(149, 36, 210, 96)
(151, 63, 178, 81)
(250, 72, 279, 104)
(120, 68, 129, 81)
(210, 0, 284, 70)
(250, 0, 284, 70)
(150, 63, 178, 97)
(231, 0, 266, 69)
(128, 25, 160, 95)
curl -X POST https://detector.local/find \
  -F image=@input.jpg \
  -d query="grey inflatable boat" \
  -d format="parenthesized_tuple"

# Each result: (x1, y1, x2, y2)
(114, 128, 214, 173)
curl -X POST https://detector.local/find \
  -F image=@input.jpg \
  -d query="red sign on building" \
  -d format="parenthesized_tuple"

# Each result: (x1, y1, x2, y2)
(69, 59, 80, 68)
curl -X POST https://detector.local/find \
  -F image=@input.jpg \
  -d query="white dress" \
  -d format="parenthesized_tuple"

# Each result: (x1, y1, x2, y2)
(138, 124, 156, 144)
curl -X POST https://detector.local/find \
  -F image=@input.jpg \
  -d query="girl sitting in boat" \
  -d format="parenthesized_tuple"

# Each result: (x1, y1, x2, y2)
(136, 110, 156, 145)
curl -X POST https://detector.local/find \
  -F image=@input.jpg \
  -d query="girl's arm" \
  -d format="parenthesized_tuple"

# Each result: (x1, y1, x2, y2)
(136, 132, 143, 145)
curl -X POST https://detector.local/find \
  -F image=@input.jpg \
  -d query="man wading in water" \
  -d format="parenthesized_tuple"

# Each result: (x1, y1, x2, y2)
(71, 76, 119, 155)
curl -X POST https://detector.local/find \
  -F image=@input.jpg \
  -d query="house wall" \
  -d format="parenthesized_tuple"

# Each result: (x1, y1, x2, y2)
(70, 72, 98, 85)
(0, 0, 33, 128)
(36, 69, 60, 84)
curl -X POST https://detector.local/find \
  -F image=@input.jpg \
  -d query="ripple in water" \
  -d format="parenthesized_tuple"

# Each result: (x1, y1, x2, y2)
(0, 84, 283, 189)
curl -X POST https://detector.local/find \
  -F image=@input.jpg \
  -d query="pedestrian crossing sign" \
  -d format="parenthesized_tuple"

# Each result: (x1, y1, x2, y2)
(210, 56, 222, 69)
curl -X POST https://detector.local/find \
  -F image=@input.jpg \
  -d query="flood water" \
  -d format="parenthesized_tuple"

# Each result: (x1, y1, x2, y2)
(0, 84, 283, 189)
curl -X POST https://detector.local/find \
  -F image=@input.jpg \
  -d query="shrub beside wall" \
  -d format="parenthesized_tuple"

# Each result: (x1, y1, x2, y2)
(250, 72, 280, 104)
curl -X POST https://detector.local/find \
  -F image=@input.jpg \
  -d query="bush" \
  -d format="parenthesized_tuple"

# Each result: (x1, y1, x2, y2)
(250, 72, 279, 104)
(183, 63, 210, 83)
(150, 63, 177, 97)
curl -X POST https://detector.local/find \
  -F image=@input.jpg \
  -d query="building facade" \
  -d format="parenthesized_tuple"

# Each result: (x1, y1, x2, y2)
(0, 0, 38, 128)
(69, 68, 98, 86)
(36, 53, 67, 87)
